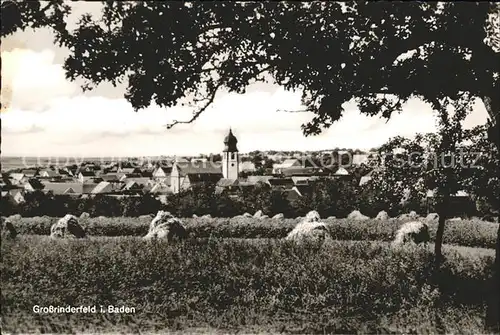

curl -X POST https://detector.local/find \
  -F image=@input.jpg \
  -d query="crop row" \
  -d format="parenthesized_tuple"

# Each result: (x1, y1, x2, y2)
(8, 216, 499, 249)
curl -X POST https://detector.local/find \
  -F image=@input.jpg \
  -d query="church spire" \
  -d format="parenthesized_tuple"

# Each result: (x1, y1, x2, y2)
(223, 128, 238, 152)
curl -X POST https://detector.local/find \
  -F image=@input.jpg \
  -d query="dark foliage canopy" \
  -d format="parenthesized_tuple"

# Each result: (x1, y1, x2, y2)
(3, 1, 499, 134)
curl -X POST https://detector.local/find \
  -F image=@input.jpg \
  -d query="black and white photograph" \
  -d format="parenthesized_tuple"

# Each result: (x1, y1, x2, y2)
(1, 1, 499, 333)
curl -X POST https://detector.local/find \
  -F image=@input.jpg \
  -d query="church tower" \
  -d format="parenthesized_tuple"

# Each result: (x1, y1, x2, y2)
(222, 128, 239, 180)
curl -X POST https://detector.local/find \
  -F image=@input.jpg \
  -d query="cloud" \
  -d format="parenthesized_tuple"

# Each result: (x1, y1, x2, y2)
(1, 123, 45, 134)
(0, 30, 491, 157)
(1, 48, 79, 111)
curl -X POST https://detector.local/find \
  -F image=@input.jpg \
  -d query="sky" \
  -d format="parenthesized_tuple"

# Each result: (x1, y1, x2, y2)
(0, 2, 490, 158)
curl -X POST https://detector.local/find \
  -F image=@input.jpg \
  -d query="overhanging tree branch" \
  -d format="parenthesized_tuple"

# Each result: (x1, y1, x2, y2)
(165, 82, 223, 129)
(165, 64, 273, 129)
(276, 109, 309, 113)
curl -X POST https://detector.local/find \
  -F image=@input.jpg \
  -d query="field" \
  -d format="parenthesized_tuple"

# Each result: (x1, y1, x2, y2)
(2, 216, 498, 333)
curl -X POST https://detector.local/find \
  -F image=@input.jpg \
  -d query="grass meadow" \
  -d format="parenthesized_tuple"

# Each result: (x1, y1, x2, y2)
(1, 216, 498, 333)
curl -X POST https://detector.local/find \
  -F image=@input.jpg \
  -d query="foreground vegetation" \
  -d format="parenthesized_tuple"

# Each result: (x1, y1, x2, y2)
(1, 236, 494, 333)
(8, 216, 499, 250)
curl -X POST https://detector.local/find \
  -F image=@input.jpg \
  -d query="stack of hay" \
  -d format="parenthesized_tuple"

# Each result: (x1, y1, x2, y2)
(425, 213, 439, 222)
(144, 210, 188, 241)
(286, 210, 331, 242)
(392, 221, 430, 247)
(254, 210, 264, 218)
(50, 214, 86, 239)
(1, 217, 17, 239)
(398, 211, 419, 221)
(347, 210, 369, 221)
(375, 211, 390, 220)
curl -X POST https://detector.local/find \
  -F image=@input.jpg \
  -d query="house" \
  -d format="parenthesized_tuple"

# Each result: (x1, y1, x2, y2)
(1, 173, 13, 190)
(358, 168, 382, 186)
(180, 172, 224, 191)
(91, 181, 122, 194)
(23, 179, 45, 192)
(119, 173, 142, 181)
(57, 168, 72, 177)
(100, 174, 121, 182)
(268, 177, 295, 190)
(192, 157, 208, 163)
(173, 157, 190, 165)
(2, 189, 25, 204)
(333, 167, 350, 177)
(352, 154, 369, 165)
(153, 166, 172, 182)
(118, 167, 141, 174)
(425, 190, 475, 217)
(21, 169, 38, 178)
(38, 169, 59, 178)
(273, 159, 303, 174)
(144, 161, 155, 169)
(121, 177, 152, 186)
(291, 176, 321, 185)
(140, 170, 154, 178)
(42, 181, 98, 195)
(236, 180, 256, 190)
(246, 175, 273, 186)
(281, 167, 323, 177)
(215, 178, 240, 194)
(239, 161, 256, 172)
(78, 171, 96, 183)
(106, 166, 119, 173)
(283, 186, 305, 202)
(150, 182, 172, 195)
(9, 173, 26, 185)
(170, 163, 223, 194)
(122, 181, 144, 193)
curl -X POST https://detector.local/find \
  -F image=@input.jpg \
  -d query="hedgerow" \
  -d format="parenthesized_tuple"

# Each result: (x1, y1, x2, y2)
(8, 216, 499, 249)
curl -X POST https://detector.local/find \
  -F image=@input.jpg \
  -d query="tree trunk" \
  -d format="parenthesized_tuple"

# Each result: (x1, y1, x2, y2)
(486, 222, 500, 331)
(434, 209, 446, 271)
(483, 94, 500, 331)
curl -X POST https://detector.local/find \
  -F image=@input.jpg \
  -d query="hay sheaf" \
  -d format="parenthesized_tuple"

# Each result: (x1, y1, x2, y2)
(286, 210, 331, 242)
(144, 210, 187, 241)
(8, 214, 22, 221)
(399, 211, 420, 221)
(1, 217, 17, 239)
(254, 210, 264, 218)
(425, 213, 439, 222)
(347, 210, 369, 221)
(375, 211, 390, 220)
(305, 210, 321, 222)
(392, 221, 430, 247)
(50, 214, 86, 239)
